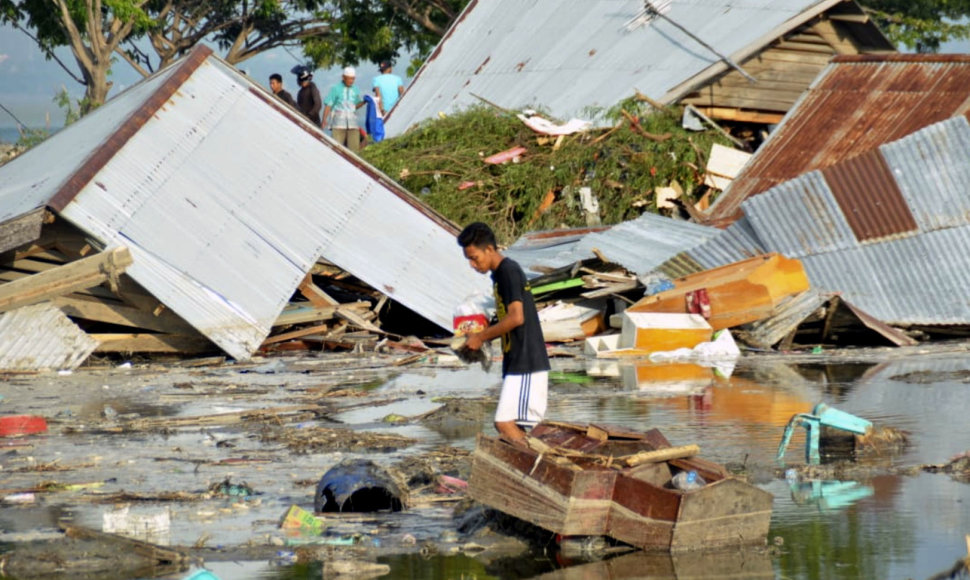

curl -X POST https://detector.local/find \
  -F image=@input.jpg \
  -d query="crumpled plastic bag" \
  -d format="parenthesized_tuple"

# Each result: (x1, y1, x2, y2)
(648, 329, 740, 378)
(451, 334, 492, 372)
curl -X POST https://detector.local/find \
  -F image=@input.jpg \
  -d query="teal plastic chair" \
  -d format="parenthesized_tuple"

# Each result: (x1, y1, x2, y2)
(777, 403, 872, 464)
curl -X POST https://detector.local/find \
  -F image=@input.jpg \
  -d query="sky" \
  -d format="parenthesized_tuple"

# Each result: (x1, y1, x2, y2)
(0, 22, 392, 130)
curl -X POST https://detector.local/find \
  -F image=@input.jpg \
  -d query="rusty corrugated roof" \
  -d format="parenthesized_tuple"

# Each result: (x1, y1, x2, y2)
(683, 115, 970, 326)
(705, 54, 970, 225)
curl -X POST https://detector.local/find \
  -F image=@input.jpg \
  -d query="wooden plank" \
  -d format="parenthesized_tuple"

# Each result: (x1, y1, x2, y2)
(774, 40, 837, 54)
(336, 306, 385, 334)
(115, 276, 165, 314)
(273, 301, 371, 327)
(298, 273, 339, 307)
(52, 295, 196, 334)
(261, 323, 331, 345)
(682, 107, 785, 124)
(90, 333, 213, 354)
(623, 444, 700, 467)
(11, 258, 64, 273)
(0, 247, 132, 314)
(812, 19, 861, 55)
(691, 84, 808, 103)
(61, 523, 188, 566)
(0, 208, 45, 254)
(755, 50, 834, 66)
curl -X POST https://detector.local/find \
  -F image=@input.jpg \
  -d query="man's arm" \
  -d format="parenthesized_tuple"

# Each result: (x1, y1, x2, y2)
(464, 301, 524, 351)
(309, 86, 322, 119)
(321, 105, 331, 128)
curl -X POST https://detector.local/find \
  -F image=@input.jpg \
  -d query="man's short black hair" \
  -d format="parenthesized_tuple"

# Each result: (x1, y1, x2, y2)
(458, 222, 497, 249)
(269, 73, 283, 83)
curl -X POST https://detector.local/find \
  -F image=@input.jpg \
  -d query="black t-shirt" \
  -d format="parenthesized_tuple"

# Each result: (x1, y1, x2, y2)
(491, 257, 551, 377)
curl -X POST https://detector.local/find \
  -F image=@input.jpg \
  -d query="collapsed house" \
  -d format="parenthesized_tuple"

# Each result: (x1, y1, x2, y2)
(0, 45, 490, 369)
(703, 54, 970, 226)
(384, 0, 892, 138)
(681, 115, 970, 337)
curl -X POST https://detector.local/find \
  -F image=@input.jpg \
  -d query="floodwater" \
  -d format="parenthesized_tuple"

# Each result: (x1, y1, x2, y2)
(3, 344, 970, 580)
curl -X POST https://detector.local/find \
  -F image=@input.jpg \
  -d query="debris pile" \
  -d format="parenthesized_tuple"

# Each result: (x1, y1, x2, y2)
(363, 101, 736, 244)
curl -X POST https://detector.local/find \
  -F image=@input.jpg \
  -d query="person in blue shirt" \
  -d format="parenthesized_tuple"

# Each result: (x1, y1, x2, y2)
(322, 67, 365, 153)
(372, 61, 405, 116)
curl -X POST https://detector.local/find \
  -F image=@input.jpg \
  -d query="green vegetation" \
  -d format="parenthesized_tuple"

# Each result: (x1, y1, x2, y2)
(361, 100, 734, 244)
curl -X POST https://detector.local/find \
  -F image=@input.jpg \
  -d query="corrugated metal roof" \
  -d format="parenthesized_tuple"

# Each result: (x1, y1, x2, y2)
(505, 212, 717, 277)
(0, 46, 489, 360)
(686, 216, 766, 271)
(742, 170, 858, 258)
(706, 54, 970, 225)
(0, 67, 179, 224)
(801, 227, 970, 324)
(0, 303, 98, 371)
(385, 0, 855, 138)
(690, 116, 970, 326)
(881, 116, 970, 232)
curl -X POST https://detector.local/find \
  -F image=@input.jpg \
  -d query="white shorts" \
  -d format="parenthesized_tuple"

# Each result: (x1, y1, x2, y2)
(495, 371, 548, 427)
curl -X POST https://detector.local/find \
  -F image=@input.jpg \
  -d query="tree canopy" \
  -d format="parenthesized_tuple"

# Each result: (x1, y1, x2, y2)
(0, 0, 466, 113)
(863, 0, 970, 52)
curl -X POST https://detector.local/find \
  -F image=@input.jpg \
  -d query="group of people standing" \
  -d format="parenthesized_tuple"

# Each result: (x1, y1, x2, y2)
(269, 61, 405, 153)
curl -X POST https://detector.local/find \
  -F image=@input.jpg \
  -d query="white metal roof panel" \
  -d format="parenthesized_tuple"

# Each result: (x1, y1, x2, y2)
(3, 47, 488, 359)
(0, 67, 178, 223)
(385, 0, 841, 137)
(0, 303, 99, 371)
(505, 213, 717, 277)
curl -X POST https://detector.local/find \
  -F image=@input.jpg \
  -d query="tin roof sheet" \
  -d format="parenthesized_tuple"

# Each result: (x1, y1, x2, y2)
(505, 213, 717, 277)
(0, 303, 99, 371)
(694, 116, 970, 325)
(707, 54, 970, 224)
(385, 0, 851, 138)
(0, 67, 178, 224)
(682, 216, 766, 271)
(0, 46, 489, 359)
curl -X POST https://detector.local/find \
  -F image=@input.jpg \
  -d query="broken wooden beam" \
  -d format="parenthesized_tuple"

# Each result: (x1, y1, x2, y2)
(53, 295, 196, 334)
(298, 272, 340, 307)
(90, 333, 212, 354)
(60, 523, 189, 567)
(622, 444, 700, 467)
(0, 246, 132, 313)
(273, 301, 371, 327)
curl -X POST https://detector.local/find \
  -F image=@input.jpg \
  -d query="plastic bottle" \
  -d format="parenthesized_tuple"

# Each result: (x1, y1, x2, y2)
(671, 470, 706, 491)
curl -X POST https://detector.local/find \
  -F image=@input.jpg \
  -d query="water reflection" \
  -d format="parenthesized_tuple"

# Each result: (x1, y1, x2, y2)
(788, 478, 874, 512)
(534, 548, 775, 579)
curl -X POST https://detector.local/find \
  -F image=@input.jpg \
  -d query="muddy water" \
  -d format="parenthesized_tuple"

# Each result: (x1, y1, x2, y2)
(3, 346, 970, 579)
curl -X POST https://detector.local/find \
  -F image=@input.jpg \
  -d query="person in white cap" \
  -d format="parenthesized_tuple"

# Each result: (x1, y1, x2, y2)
(322, 66, 365, 153)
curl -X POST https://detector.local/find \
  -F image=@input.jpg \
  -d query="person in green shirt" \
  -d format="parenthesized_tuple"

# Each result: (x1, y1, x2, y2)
(322, 66, 365, 153)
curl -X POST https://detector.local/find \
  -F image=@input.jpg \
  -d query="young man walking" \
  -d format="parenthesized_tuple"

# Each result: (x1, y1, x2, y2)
(458, 222, 550, 448)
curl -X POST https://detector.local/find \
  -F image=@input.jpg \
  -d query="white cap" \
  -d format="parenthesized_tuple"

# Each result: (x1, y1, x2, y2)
(342, 66, 356, 77)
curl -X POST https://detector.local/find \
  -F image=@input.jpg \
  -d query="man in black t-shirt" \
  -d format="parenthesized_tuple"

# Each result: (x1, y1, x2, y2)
(458, 222, 550, 448)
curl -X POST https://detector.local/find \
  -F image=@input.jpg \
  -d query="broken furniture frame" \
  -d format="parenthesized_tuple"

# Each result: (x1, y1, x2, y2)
(777, 403, 872, 464)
